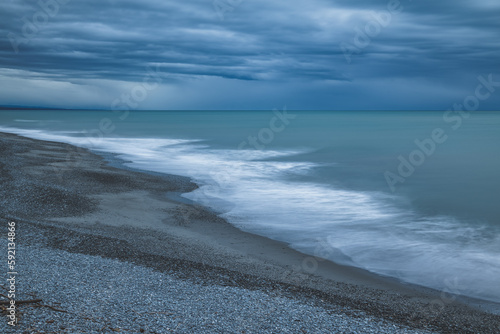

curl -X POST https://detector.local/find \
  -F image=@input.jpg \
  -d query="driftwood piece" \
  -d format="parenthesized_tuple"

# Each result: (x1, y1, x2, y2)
(33, 304, 68, 313)
(0, 299, 42, 305)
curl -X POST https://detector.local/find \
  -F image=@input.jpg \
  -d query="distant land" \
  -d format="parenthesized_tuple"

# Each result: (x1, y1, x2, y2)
(0, 105, 67, 110)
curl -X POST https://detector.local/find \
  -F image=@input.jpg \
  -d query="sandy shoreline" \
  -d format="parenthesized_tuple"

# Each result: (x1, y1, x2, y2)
(1, 131, 499, 333)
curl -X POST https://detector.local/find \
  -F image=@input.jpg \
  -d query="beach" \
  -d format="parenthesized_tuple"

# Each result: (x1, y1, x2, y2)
(1, 131, 499, 333)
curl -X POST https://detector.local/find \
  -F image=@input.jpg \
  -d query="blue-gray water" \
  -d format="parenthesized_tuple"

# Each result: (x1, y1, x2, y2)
(1, 110, 499, 302)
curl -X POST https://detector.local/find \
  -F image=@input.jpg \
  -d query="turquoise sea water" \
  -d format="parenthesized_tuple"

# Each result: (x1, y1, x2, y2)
(1, 110, 499, 302)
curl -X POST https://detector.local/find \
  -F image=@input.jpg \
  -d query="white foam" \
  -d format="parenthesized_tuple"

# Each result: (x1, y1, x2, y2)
(14, 119, 40, 123)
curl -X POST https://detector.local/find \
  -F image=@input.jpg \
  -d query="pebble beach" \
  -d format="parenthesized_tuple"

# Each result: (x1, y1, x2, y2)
(1, 132, 499, 333)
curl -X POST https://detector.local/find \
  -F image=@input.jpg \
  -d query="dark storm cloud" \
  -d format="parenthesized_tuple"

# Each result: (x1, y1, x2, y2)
(0, 0, 499, 109)
(0, 0, 345, 82)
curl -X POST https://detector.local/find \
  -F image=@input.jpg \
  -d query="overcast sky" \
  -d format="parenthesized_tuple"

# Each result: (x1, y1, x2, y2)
(1, 0, 499, 110)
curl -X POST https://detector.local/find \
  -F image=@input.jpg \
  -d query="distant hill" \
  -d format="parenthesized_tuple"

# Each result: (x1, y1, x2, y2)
(0, 105, 67, 110)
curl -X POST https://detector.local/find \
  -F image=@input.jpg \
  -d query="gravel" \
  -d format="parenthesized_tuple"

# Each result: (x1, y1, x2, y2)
(0, 235, 435, 334)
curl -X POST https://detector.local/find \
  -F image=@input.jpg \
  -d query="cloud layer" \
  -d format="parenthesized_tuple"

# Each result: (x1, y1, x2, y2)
(1, 0, 499, 110)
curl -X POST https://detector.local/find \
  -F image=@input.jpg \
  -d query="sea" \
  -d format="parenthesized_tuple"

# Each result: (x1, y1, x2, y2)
(1, 109, 499, 303)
